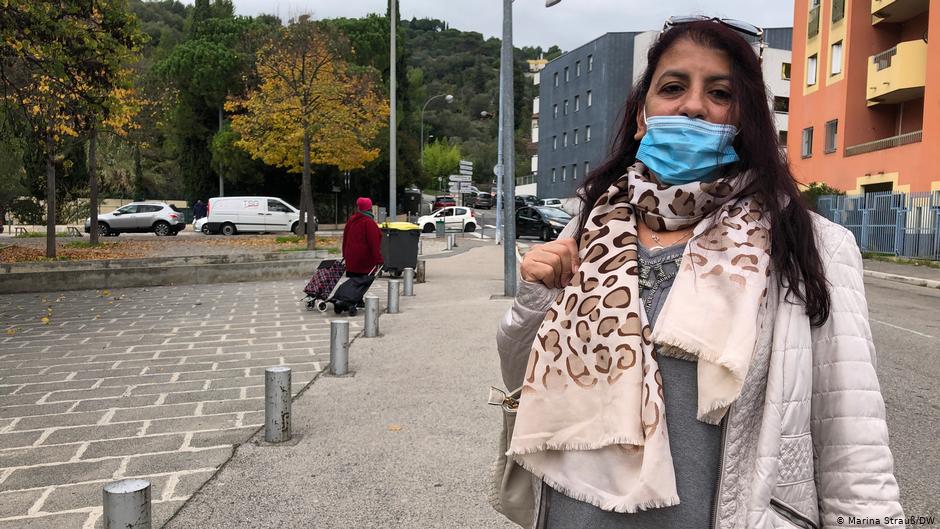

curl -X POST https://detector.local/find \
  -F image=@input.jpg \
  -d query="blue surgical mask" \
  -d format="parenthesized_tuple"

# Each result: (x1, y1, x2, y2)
(635, 110, 739, 185)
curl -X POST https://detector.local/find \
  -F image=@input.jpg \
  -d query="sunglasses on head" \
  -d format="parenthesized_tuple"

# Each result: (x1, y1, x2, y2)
(662, 16, 766, 59)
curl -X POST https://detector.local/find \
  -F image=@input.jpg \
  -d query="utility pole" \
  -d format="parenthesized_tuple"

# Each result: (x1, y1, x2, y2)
(500, 0, 517, 297)
(389, 0, 397, 220)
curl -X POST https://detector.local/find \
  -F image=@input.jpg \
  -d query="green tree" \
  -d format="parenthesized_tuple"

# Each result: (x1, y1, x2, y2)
(0, 0, 143, 256)
(801, 182, 845, 212)
(421, 140, 460, 190)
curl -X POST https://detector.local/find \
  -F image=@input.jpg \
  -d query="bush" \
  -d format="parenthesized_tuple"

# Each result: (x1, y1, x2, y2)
(801, 182, 844, 212)
(10, 198, 44, 225)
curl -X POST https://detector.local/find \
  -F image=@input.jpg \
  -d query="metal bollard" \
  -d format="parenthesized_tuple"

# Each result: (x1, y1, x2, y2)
(403, 268, 415, 296)
(103, 479, 151, 529)
(264, 367, 291, 443)
(445, 234, 453, 251)
(330, 320, 349, 375)
(387, 279, 401, 314)
(418, 238, 423, 255)
(364, 295, 380, 337)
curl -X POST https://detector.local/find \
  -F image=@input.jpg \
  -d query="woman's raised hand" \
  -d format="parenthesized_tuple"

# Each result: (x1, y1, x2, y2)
(520, 237, 580, 289)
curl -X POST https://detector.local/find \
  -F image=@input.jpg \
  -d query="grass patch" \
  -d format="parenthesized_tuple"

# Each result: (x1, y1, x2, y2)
(275, 235, 304, 244)
(862, 252, 940, 269)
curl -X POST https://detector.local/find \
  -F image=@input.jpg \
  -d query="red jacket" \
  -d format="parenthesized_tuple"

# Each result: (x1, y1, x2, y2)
(342, 212, 384, 273)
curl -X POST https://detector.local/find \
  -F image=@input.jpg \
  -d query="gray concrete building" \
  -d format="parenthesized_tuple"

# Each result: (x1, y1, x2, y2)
(536, 32, 642, 204)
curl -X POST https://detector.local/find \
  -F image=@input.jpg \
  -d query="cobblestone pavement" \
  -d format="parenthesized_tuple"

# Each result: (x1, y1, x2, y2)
(0, 278, 384, 528)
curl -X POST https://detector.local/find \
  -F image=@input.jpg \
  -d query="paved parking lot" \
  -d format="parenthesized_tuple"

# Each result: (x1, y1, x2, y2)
(0, 279, 383, 528)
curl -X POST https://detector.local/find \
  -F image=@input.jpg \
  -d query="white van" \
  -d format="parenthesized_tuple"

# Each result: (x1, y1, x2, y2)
(205, 196, 313, 236)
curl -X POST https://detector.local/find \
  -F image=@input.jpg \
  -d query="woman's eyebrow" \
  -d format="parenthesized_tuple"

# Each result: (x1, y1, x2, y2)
(658, 70, 732, 84)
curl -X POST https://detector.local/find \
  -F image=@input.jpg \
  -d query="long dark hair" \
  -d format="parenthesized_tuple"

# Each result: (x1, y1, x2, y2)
(577, 21, 831, 326)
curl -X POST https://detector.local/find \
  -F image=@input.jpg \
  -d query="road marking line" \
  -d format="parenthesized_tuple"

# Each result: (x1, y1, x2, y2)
(871, 319, 935, 339)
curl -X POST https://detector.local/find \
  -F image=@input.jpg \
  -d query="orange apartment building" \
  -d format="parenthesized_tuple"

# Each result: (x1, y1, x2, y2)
(788, 0, 937, 195)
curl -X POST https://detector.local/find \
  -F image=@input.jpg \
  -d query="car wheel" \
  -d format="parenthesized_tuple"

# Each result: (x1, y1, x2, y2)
(220, 223, 236, 236)
(541, 227, 552, 242)
(97, 222, 110, 237)
(464, 222, 476, 233)
(153, 221, 171, 236)
(201, 224, 210, 235)
(292, 222, 301, 235)
(423, 223, 435, 233)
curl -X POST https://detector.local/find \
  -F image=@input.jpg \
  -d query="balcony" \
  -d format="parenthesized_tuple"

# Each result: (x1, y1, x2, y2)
(845, 130, 922, 156)
(867, 39, 927, 106)
(871, 0, 930, 25)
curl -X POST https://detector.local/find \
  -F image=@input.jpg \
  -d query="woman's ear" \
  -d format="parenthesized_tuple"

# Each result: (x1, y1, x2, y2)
(633, 107, 646, 141)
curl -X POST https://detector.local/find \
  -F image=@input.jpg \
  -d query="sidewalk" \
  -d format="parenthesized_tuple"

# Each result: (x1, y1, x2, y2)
(163, 244, 517, 529)
(863, 258, 940, 289)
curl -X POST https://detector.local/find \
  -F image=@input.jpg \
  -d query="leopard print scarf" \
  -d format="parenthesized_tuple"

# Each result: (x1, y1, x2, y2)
(507, 162, 771, 513)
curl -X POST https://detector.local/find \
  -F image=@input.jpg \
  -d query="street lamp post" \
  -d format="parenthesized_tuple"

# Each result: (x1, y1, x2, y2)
(420, 94, 454, 161)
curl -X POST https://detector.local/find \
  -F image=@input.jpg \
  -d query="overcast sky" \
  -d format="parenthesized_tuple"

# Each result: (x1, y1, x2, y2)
(197, 1, 794, 50)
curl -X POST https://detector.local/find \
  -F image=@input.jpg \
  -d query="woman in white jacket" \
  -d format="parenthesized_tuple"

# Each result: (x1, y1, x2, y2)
(496, 17, 904, 529)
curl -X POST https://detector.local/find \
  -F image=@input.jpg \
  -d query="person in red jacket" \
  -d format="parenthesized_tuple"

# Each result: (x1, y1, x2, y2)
(342, 197, 384, 278)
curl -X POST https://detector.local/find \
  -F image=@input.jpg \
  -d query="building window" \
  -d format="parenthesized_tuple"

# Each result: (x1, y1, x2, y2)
(807, 54, 818, 86)
(554, 72, 559, 87)
(564, 100, 569, 115)
(553, 104, 558, 119)
(564, 67, 569, 82)
(587, 90, 593, 107)
(572, 163, 578, 180)
(773, 96, 790, 114)
(781, 62, 791, 80)
(778, 130, 788, 145)
(585, 126, 592, 142)
(830, 41, 843, 76)
(574, 128, 579, 145)
(585, 161, 590, 176)
(825, 119, 838, 153)
(553, 136, 557, 151)
(808, 0, 820, 38)
(832, 0, 845, 22)
(562, 166, 567, 182)
(574, 95, 580, 112)
(563, 132, 568, 148)
(552, 168, 556, 183)
(576, 61, 581, 77)
(801, 127, 814, 158)
(588, 55, 593, 72)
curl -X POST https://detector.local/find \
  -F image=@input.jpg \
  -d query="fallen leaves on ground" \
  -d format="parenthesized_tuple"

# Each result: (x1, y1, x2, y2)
(0, 243, 147, 263)
(387, 424, 402, 432)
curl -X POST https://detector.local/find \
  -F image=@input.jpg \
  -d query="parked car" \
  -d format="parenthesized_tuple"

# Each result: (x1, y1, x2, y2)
(539, 198, 564, 208)
(514, 195, 539, 210)
(515, 205, 573, 241)
(417, 206, 477, 233)
(432, 195, 457, 210)
(193, 217, 209, 234)
(205, 196, 315, 236)
(85, 202, 185, 237)
(474, 192, 494, 209)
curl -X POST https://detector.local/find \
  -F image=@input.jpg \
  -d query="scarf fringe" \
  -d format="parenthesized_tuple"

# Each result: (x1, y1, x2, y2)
(511, 454, 681, 514)
(507, 436, 646, 456)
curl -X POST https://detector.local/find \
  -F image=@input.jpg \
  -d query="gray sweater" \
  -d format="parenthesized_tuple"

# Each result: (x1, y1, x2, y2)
(537, 243, 722, 529)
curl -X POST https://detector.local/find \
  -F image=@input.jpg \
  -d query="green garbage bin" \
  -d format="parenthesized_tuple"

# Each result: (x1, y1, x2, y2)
(380, 222, 421, 277)
(435, 219, 445, 237)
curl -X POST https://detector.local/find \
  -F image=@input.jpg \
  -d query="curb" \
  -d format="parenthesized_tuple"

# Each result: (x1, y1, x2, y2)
(863, 270, 940, 290)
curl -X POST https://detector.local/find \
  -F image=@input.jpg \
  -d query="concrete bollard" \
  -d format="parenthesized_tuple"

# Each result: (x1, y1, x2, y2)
(387, 279, 401, 314)
(103, 479, 151, 529)
(364, 295, 380, 337)
(264, 367, 291, 443)
(416, 260, 426, 283)
(418, 238, 423, 255)
(403, 268, 415, 296)
(330, 320, 349, 375)
(446, 234, 453, 251)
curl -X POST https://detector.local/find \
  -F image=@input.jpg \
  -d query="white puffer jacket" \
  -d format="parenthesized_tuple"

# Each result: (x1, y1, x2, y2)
(496, 215, 904, 529)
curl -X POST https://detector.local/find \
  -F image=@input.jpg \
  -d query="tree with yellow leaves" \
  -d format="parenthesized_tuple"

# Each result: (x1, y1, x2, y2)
(227, 15, 388, 250)
(0, 0, 143, 256)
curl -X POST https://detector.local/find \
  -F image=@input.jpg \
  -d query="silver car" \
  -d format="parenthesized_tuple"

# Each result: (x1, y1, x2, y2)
(85, 202, 186, 237)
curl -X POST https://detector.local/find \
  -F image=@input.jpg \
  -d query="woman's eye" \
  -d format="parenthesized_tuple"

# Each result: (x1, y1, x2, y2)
(711, 89, 732, 101)
(661, 84, 684, 95)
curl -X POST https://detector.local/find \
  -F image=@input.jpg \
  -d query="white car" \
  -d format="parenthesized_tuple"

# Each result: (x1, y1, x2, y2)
(84, 202, 185, 237)
(193, 217, 209, 234)
(539, 198, 564, 208)
(417, 206, 477, 233)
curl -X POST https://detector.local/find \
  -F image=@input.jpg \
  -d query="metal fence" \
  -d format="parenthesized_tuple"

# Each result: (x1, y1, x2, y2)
(816, 191, 940, 260)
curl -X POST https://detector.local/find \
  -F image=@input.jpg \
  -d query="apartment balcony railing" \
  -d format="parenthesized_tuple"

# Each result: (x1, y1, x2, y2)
(844, 130, 922, 157)
(808, 5, 820, 38)
(867, 39, 927, 105)
(871, 0, 930, 25)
